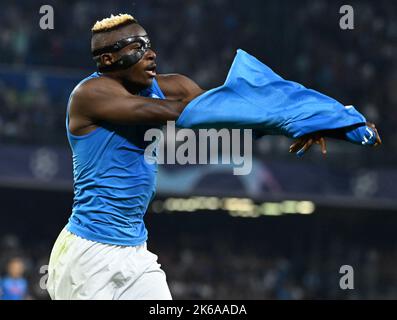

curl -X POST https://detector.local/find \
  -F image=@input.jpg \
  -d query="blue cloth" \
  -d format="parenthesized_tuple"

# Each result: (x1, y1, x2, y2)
(66, 73, 164, 246)
(177, 49, 375, 145)
(345, 124, 377, 145)
(0, 277, 28, 300)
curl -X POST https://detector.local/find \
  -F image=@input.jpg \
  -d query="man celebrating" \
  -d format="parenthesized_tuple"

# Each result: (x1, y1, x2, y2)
(47, 14, 380, 300)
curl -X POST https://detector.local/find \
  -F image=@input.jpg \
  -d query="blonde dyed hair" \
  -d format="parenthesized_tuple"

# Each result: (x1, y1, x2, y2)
(91, 14, 137, 33)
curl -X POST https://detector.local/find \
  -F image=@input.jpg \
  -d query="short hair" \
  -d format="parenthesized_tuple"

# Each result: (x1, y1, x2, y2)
(91, 14, 137, 34)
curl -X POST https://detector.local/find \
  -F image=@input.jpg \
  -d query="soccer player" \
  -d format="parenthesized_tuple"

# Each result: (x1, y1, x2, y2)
(46, 14, 381, 300)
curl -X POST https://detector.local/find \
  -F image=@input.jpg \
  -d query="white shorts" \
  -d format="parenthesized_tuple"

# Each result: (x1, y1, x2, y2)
(46, 228, 172, 300)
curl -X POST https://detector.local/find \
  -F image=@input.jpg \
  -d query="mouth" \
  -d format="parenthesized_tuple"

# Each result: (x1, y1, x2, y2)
(145, 64, 157, 77)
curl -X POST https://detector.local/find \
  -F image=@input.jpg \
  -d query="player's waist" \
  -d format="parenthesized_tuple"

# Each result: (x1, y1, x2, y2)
(66, 215, 148, 246)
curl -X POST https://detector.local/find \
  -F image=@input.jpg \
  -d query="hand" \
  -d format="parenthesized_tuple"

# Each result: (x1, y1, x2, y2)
(289, 122, 382, 157)
(366, 122, 382, 147)
(289, 133, 327, 157)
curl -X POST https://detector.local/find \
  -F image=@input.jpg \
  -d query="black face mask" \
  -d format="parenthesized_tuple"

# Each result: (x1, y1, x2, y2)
(92, 35, 152, 73)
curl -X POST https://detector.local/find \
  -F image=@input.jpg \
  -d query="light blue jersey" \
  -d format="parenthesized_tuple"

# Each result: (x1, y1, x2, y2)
(66, 72, 165, 246)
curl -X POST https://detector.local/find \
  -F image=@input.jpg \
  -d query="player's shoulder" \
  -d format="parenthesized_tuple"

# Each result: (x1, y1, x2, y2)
(71, 74, 126, 103)
(74, 75, 122, 96)
(157, 73, 202, 100)
(156, 73, 192, 87)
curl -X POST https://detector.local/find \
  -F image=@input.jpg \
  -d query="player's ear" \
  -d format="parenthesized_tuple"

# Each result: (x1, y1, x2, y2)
(100, 53, 115, 66)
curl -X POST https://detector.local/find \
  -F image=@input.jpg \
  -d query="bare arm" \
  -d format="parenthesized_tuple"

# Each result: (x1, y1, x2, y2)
(68, 76, 196, 135)
(69, 74, 205, 135)
(156, 73, 205, 102)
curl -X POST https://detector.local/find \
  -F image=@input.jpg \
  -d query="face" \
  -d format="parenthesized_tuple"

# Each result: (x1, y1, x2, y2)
(7, 258, 25, 278)
(95, 24, 157, 90)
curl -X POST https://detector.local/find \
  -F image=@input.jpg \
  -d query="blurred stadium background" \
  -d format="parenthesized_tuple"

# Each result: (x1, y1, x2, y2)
(1, 0, 397, 299)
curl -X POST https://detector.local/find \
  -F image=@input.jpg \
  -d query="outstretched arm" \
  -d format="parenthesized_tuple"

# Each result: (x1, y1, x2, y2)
(68, 75, 205, 135)
(173, 50, 383, 157)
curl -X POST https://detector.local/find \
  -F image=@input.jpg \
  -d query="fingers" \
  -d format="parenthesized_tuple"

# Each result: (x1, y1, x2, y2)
(290, 136, 328, 157)
(302, 138, 314, 152)
(374, 127, 382, 146)
(296, 138, 313, 157)
(367, 122, 382, 146)
(319, 137, 327, 155)
(289, 138, 305, 153)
